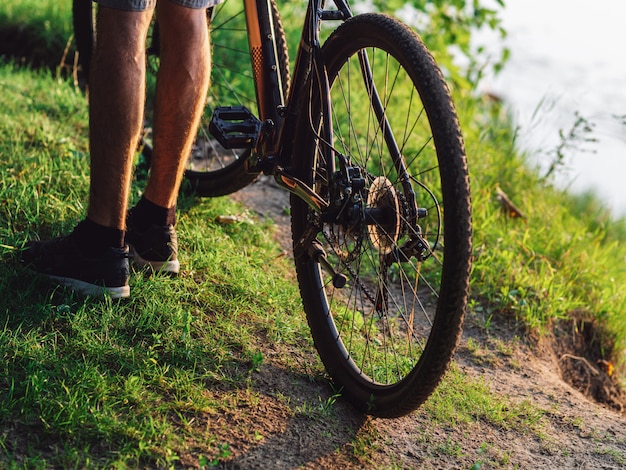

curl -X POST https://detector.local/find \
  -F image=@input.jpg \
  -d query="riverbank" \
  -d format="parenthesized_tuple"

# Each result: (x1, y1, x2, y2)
(476, 0, 626, 216)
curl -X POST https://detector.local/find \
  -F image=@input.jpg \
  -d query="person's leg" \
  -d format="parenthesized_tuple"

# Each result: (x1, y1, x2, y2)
(20, 4, 153, 298)
(143, 1, 211, 208)
(87, 6, 153, 230)
(126, 1, 210, 274)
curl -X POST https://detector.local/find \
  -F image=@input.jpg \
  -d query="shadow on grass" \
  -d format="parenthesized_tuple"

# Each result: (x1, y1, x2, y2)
(0, 259, 369, 468)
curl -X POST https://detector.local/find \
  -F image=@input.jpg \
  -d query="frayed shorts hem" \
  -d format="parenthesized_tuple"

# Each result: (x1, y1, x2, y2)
(93, 0, 221, 12)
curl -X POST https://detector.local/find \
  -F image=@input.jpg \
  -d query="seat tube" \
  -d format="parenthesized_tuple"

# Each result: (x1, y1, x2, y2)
(244, 0, 283, 123)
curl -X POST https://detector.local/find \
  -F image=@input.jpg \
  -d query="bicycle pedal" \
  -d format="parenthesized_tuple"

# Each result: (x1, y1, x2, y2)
(209, 106, 262, 149)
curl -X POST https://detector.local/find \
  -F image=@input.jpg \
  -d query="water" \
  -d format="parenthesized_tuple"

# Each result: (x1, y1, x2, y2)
(475, 0, 626, 216)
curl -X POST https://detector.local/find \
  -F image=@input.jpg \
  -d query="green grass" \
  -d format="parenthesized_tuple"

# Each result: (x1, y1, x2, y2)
(2, 0, 626, 466)
(0, 63, 311, 468)
(423, 364, 545, 435)
(459, 93, 626, 366)
(0, 0, 73, 70)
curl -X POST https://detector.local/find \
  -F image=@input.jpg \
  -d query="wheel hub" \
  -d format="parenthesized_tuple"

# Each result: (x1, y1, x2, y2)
(367, 176, 402, 254)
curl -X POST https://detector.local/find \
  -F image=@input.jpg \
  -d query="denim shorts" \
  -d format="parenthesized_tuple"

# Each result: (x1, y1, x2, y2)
(93, 0, 222, 11)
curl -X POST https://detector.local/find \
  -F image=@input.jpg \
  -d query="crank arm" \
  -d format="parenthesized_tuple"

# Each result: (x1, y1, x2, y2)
(293, 224, 347, 289)
(307, 240, 347, 288)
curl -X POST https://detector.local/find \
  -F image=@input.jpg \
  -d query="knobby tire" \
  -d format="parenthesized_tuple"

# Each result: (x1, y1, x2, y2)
(290, 13, 472, 417)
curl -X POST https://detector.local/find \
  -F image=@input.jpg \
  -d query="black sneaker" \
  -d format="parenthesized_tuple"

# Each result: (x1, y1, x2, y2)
(21, 233, 130, 299)
(126, 211, 180, 275)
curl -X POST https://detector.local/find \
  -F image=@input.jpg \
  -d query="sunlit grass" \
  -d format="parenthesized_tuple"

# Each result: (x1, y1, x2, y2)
(460, 93, 626, 370)
(2, 0, 626, 466)
(0, 64, 309, 467)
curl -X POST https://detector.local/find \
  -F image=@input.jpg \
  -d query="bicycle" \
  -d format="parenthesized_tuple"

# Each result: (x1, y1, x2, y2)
(73, 0, 473, 418)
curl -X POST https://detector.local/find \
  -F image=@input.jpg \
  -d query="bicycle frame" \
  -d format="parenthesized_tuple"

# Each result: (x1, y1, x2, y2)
(243, 0, 288, 125)
(243, 0, 407, 217)
(243, 0, 353, 211)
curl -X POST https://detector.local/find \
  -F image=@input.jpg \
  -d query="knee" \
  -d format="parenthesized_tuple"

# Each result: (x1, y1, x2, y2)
(93, 8, 152, 67)
(156, 4, 209, 50)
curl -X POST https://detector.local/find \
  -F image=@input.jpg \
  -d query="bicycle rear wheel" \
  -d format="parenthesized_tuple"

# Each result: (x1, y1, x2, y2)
(185, 0, 290, 196)
(290, 14, 472, 417)
(72, 0, 94, 90)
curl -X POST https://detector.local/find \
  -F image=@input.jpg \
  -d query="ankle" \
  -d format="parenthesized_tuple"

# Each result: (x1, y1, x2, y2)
(129, 197, 176, 230)
(73, 218, 125, 256)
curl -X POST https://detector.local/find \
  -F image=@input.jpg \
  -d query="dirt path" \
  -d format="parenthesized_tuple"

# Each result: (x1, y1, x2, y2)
(220, 175, 626, 469)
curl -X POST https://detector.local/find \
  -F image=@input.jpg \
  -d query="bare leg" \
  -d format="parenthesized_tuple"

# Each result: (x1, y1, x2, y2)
(87, 7, 152, 230)
(142, 2, 211, 209)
